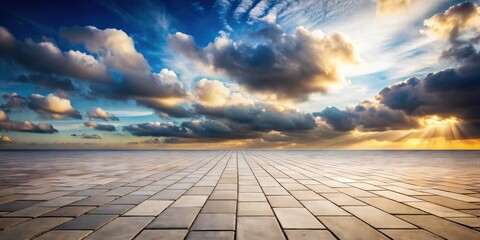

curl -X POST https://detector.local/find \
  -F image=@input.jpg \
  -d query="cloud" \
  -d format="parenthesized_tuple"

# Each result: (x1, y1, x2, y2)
(87, 108, 119, 121)
(315, 100, 419, 132)
(60, 26, 150, 73)
(125, 79, 318, 141)
(124, 122, 190, 137)
(2, 26, 189, 118)
(84, 121, 116, 131)
(71, 133, 102, 139)
(135, 98, 191, 118)
(0, 110, 8, 121)
(422, 2, 479, 39)
(169, 25, 360, 101)
(1, 92, 81, 119)
(1, 93, 29, 110)
(0, 135, 13, 144)
(0, 120, 58, 133)
(17, 74, 79, 92)
(377, 2, 480, 123)
(0, 27, 113, 83)
(192, 79, 316, 132)
(376, 0, 413, 15)
(193, 79, 252, 107)
(28, 94, 82, 119)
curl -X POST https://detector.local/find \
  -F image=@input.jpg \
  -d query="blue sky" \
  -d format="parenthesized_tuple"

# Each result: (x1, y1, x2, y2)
(0, 0, 479, 149)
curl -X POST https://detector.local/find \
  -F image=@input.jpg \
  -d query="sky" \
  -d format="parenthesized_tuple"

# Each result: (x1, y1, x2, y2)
(0, 0, 480, 149)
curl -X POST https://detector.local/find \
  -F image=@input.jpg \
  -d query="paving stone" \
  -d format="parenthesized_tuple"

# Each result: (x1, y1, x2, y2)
(321, 193, 365, 206)
(171, 195, 208, 207)
(85, 217, 153, 240)
(147, 207, 200, 229)
(5, 205, 55, 217)
(210, 190, 237, 200)
(186, 231, 234, 240)
(191, 213, 236, 230)
(151, 190, 186, 200)
(72, 196, 117, 206)
(124, 200, 173, 216)
(320, 217, 389, 240)
(34, 230, 92, 240)
(109, 195, 149, 205)
(343, 206, 415, 228)
(88, 204, 134, 215)
(238, 202, 274, 216)
(381, 229, 443, 240)
(0, 217, 30, 229)
(0, 217, 71, 240)
(301, 200, 350, 216)
(291, 190, 324, 200)
(399, 215, 480, 240)
(237, 217, 285, 240)
(358, 197, 425, 214)
(57, 214, 117, 230)
(185, 187, 214, 195)
(417, 195, 480, 209)
(268, 196, 302, 207)
(406, 201, 473, 217)
(202, 200, 236, 213)
(263, 186, 290, 195)
(0, 200, 43, 212)
(285, 230, 336, 240)
(274, 208, 324, 229)
(38, 196, 86, 207)
(135, 230, 188, 240)
(42, 206, 95, 217)
(447, 217, 480, 227)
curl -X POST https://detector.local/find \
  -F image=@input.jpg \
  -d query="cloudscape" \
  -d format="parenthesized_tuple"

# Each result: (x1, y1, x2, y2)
(0, 0, 479, 149)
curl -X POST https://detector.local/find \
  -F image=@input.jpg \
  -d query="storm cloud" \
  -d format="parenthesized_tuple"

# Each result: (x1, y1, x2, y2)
(0, 120, 57, 134)
(378, 2, 480, 123)
(315, 100, 419, 132)
(18, 74, 79, 92)
(0, 27, 113, 83)
(169, 25, 360, 100)
(84, 121, 116, 131)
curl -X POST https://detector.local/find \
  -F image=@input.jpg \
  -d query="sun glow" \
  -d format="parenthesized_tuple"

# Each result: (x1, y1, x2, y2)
(420, 115, 459, 127)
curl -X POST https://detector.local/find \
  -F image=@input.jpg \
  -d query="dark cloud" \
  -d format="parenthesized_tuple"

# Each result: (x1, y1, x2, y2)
(1, 93, 82, 119)
(71, 133, 102, 139)
(169, 25, 359, 101)
(378, 2, 480, 123)
(0, 27, 113, 83)
(1, 93, 28, 110)
(17, 74, 79, 92)
(84, 121, 116, 131)
(0, 120, 58, 133)
(135, 98, 192, 118)
(195, 103, 317, 132)
(315, 107, 356, 132)
(315, 101, 419, 132)
(123, 122, 190, 137)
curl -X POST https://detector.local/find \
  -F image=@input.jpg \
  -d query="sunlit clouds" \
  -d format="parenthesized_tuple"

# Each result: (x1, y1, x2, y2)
(0, 1, 479, 149)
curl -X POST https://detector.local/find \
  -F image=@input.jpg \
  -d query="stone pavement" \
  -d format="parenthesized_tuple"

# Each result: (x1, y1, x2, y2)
(0, 150, 480, 239)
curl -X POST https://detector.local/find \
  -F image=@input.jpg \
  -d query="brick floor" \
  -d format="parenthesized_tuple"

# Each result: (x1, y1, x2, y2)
(0, 150, 479, 239)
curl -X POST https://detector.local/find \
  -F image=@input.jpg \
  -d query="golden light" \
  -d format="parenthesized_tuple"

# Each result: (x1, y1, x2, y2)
(420, 115, 459, 127)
